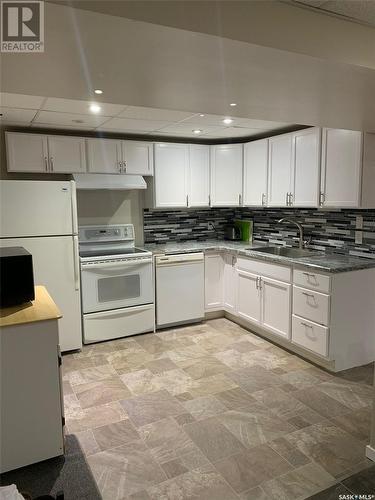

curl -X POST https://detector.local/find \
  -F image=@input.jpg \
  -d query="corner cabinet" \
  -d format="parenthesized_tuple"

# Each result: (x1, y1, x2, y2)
(210, 144, 243, 206)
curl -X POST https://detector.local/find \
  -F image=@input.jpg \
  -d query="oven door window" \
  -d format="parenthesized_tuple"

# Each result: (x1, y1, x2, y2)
(97, 274, 141, 303)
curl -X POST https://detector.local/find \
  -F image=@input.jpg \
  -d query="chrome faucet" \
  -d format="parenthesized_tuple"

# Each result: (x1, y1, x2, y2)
(278, 218, 306, 249)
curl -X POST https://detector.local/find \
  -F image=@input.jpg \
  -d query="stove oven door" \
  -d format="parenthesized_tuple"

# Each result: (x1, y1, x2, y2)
(81, 258, 153, 314)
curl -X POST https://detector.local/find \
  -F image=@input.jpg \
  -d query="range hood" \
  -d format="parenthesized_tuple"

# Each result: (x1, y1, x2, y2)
(73, 174, 147, 190)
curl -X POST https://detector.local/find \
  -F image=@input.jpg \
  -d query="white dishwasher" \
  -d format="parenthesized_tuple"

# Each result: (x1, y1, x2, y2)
(155, 252, 205, 328)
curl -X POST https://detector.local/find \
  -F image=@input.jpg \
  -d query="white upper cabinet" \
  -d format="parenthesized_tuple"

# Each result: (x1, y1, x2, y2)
(188, 145, 210, 207)
(292, 127, 321, 207)
(210, 144, 243, 207)
(6, 132, 86, 174)
(123, 141, 153, 175)
(87, 138, 122, 174)
(47, 136, 86, 173)
(320, 128, 362, 208)
(154, 143, 189, 208)
(267, 134, 293, 207)
(6, 132, 48, 173)
(243, 139, 268, 207)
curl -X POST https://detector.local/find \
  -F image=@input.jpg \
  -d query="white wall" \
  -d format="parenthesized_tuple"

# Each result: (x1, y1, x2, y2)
(77, 189, 144, 245)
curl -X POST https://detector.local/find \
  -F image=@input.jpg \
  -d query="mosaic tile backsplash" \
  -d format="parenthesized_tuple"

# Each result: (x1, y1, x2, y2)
(143, 207, 375, 259)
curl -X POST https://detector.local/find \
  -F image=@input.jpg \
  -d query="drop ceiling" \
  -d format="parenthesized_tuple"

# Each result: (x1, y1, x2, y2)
(291, 0, 375, 28)
(0, 93, 295, 139)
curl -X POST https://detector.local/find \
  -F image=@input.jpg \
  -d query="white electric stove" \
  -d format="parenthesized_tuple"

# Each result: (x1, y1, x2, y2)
(79, 224, 154, 344)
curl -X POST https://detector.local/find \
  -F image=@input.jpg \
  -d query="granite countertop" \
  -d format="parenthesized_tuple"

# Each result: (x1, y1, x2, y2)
(145, 240, 375, 274)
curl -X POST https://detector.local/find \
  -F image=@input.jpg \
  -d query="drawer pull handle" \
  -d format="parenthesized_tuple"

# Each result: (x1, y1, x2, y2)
(302, 272, 316, 278)
(301, 322, 313, 328)
(302, 292, 315, 298)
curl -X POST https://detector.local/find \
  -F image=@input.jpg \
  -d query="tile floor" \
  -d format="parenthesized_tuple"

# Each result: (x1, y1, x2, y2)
(62, 318, 374, 500)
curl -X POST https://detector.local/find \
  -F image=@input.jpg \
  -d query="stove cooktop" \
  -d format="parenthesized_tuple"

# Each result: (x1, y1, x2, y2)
(79, 247, 149, 258)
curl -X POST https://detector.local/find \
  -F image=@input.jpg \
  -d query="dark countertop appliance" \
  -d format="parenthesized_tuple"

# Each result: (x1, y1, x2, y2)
(0, 247, 35, 307)
(224, 224, 242, 241)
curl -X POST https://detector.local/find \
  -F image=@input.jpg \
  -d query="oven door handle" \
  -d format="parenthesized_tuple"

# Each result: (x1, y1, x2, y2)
(81, 259, 151, 270)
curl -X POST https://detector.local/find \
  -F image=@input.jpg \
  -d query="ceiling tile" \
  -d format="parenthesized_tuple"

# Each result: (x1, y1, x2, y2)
(204, 127, 268, 138)
(181, 113, 251, 127)
(0, 107, 38, 123)
(34, 110, 109, 127)
(118, 105, 197, 122)
(99, 117, 171, 132)
(238, 118, 290, 129)
(157, 122, 224, 134)
(31, 123, 95, 131)
(0, 93, 45, 109)
(42, 97, 125, 116)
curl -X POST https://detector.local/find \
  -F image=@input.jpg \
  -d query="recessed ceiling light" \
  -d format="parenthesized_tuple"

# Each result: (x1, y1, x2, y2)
(223, 117, 233, 125)
(193, 129, 202, 134)
(89, 104, 101, 114)
(94, 89, 103, 95)
(230, 103, 237, 107)
(199, 114, 205, 117)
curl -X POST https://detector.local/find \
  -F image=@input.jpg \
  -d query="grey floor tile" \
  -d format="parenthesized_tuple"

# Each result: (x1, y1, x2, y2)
(120, 389, 186, 427)
(215, 387, 258, 409)
(147, 467, 238, 500)
(226, 365, 284, 393)
(292, 387, 352, 418)
(307, 483, 354, 500)
(88, 440, 167, 499)
(261, 462, 335, 500)
(74, 377, 132, 408)
(66, 401, 128, 433)
(214, 444, 292, 493)
(183, 395, 227, 420)
(92, 419, 140, 451)
(184, 416, 245, 462)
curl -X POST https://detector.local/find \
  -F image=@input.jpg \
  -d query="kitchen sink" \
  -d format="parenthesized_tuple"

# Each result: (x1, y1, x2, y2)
(249, 247, 320, 258)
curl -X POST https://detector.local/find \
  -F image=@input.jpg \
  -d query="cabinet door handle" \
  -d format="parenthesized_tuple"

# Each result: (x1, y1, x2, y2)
(301, 322, 313, 329)
(239, 193, 242, 205)
(289, 192, 293, 206)
(286, 192, 289, 206)
(261, 193, 266, 206)
(186, 195, 189, 207)
(44, 156, 49, 172)
(302, 291, 315, 298)
(208, 194, 211, 206)
(319, 192, 325, 206)
(50, 157, 54, 172)
(302, 272, 315, 277)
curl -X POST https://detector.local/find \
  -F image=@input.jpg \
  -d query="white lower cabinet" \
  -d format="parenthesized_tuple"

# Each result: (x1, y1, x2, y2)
(203, 253, 375, 371)
(204, 253, 223, 311)
(223, 254, 237, 313)
(292, 315, 329, 357)
(235, 258, 291, 338)
(236, 270, 261, 325)
(261, 277, 291, 339)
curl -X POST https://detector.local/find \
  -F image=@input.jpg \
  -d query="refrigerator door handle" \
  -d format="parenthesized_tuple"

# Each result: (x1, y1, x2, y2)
(73, 235, 80, 291)
(70, 180, 78, 235)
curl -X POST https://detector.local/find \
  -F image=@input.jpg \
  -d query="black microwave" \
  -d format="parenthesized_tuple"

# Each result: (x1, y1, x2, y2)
(0, 247, 35, 308)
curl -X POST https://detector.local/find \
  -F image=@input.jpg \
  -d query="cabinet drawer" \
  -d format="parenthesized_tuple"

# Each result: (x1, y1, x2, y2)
(237, 257, 291, 282)
(293, 286, 330, 325)
(292, 315, 329, 357)
(293, 269, 331, 293)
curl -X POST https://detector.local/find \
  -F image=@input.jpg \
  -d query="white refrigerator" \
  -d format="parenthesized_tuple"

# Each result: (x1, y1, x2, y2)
(0, 180, 82, 352)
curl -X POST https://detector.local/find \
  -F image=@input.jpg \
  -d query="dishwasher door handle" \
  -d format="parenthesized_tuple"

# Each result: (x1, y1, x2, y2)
(155, 253, 204, 266)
